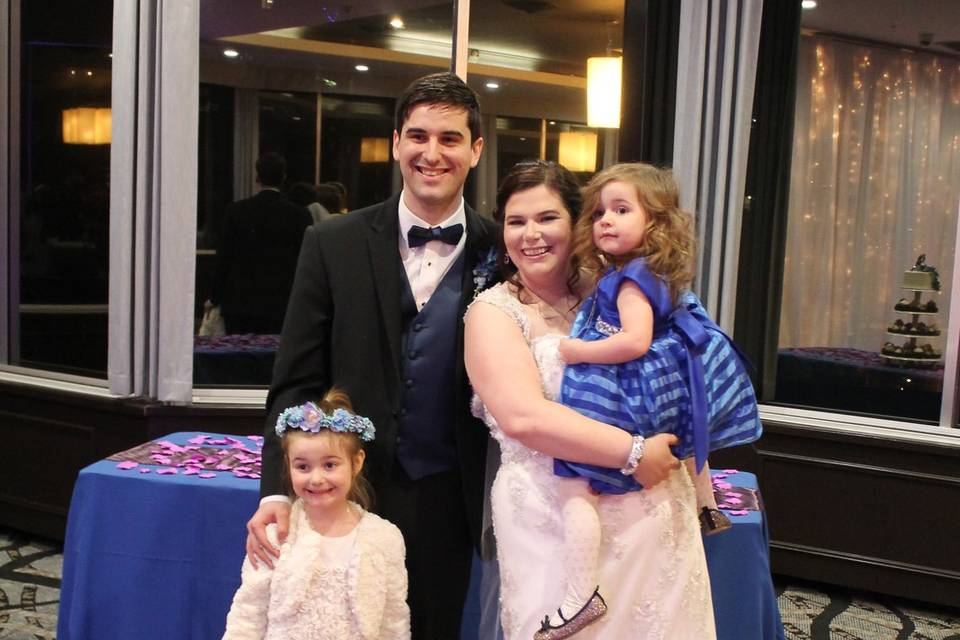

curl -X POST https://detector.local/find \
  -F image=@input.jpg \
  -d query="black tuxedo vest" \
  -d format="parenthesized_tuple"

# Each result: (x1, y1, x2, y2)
(395, 251, 466, 479)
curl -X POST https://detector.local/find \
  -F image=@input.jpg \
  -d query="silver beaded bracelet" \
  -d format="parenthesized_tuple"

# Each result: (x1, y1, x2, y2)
(619, 434, 645, 475)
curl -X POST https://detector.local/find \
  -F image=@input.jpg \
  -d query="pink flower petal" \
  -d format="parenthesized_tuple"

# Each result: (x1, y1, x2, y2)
(182, 467, 200, 475)
(725, 497, 743, 505)
(187, 435, 209, 445)
(728, 510, 749, 516)
(116, 461, 139, 470)
(139, 468, 152, 474)
(198, 472, 217, 479)
(723, 469, 739, 474)
(156, 467, 178, 475)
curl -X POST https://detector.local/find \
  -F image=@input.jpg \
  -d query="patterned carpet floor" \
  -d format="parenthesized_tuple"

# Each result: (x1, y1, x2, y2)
(2, 527, 959, 639)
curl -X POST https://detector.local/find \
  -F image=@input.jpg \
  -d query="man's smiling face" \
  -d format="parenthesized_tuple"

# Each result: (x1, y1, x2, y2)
(393, 103, 483, 224)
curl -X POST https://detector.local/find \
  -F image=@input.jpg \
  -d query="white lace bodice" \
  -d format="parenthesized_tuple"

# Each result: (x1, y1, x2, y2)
(470, 283, 566, 465)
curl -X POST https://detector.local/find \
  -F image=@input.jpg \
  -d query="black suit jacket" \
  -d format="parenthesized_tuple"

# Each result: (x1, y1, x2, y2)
(212, 189, 313, 333)
(261, 193, 498, 546)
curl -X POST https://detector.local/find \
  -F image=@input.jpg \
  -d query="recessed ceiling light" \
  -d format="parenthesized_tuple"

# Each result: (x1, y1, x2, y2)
(485, 81, 499, 89)
(801, 0, 817, 9)
(390, 17, 405, 29)
(549, 120, 556, 125)
(322, 78, 337, 87)
(355, 64, 370, 72)
(86, 70, 93, 77)
(223, 48, 239, 58)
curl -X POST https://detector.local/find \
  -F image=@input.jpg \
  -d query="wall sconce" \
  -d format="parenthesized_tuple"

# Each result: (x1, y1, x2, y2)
(558, 130, 598, 173)
(62, 107, 112, 145)
(587, 57, 622, 128)
(360, 137, 390, 163)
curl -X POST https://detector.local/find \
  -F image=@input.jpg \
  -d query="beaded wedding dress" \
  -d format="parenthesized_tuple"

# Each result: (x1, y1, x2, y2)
(471, 283, 716, 640)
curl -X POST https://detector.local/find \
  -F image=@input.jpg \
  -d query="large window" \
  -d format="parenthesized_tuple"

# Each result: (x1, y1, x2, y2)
(744, 1, 960, 427)
(7, 0, 113, 378)
(192, 0, 624, 388)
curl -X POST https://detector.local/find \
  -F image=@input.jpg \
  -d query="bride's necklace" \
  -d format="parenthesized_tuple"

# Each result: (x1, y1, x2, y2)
(520, 283, 577, 324)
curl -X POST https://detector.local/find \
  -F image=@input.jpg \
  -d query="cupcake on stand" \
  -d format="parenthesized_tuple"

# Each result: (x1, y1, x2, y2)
(881, 255, 942, 368)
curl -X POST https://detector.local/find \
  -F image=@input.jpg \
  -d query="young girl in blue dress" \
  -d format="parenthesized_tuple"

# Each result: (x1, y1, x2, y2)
(537, 163, 761, 638)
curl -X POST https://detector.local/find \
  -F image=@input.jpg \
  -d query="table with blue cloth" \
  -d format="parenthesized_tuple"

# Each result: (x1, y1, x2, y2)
(704, 470, 785, 640)
(58, 433, 782, 639)
(58, 432, 263, 640)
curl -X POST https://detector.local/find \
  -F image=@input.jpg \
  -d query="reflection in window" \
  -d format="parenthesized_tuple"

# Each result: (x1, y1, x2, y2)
(194, 1, 454, 387)
(775, 34, 960, 422)
(14, 1, 113, 377)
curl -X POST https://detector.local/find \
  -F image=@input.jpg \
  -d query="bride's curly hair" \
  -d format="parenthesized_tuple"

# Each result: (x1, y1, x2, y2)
(493, 160, 584, 306)
(573, 163, 695, 304)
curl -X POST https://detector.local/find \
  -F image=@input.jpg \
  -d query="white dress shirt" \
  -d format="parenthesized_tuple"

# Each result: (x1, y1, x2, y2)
(397, 191, 467, 310)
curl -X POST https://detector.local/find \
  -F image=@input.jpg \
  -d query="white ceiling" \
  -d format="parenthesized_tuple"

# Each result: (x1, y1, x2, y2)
(801, 0, 960, 54)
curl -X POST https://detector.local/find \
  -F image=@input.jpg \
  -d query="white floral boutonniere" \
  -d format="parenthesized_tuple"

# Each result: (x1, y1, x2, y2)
(472, 247, 498, 298)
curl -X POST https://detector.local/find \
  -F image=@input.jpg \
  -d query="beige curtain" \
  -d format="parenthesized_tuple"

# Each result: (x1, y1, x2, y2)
(780, 34, 960, 351)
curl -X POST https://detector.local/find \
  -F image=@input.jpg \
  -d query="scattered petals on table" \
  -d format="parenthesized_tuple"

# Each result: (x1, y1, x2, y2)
(727, 510, 750, 516)
(198, 472, 218, 479)
(723, 469, 739, 474)
(108, 433, 264, 480)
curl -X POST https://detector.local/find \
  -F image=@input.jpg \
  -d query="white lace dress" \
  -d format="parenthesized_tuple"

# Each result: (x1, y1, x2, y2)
(471, 284, 716, 640)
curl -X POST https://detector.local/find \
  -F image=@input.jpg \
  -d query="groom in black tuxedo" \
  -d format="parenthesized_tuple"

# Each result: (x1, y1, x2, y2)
(247, 72, 498, 639)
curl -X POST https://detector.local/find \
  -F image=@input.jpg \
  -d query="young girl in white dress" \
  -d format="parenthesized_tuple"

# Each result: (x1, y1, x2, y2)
(539, 163, 762, 638)
(222, 389, 410, 640)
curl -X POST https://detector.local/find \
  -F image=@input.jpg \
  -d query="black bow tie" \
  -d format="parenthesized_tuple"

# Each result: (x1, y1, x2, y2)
(407, 223, 464, 248)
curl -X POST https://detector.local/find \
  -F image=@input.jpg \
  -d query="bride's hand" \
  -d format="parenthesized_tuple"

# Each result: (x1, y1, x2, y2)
(632, 433, 681, 488)
(558, 338, 583, 364)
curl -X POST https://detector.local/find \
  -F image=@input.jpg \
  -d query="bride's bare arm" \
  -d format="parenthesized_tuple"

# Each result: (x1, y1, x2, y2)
(465, 301, 679, 484)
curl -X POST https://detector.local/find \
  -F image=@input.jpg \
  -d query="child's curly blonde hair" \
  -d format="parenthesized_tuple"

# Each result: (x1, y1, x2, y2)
(572, 163, 696, 304)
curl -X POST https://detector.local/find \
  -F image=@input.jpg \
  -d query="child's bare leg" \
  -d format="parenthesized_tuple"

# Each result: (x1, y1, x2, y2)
(556, 477, 602, 619)
(685, 459, 718, 510)
(685, 459, 732, 535)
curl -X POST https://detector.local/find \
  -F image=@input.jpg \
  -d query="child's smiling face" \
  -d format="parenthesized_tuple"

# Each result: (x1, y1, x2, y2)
(286, 431, 363, 514)
(592, 179, 650, 256)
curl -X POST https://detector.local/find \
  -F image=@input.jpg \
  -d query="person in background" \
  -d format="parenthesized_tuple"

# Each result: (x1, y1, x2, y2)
(288, 182, 333, 225)
(315, 183, 346, 218)
(209, 152, 312, 334)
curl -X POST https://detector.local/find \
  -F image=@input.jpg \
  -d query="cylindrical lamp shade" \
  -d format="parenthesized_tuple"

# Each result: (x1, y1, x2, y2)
(62, 108, 112, 145)
(360, 137, 390, 163)
(558, 131, 598, 173)
(587, 57, 622, 128)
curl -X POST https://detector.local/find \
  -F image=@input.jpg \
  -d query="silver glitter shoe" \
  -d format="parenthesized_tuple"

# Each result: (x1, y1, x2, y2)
(700, 507, 733, 536)
(533, 588, 607, 640)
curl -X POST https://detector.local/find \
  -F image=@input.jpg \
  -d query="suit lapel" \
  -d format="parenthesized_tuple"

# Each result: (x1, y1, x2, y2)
(367, 195, 403, 386)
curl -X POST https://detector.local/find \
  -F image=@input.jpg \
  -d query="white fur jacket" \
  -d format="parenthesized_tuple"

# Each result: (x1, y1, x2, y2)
(222, 500, 410, 640)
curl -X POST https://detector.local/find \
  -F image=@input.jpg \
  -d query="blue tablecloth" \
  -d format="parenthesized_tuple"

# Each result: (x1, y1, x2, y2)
(58, 433, 782, 639)
(705, 471, 785, 640)
(58, 433, 262, 640)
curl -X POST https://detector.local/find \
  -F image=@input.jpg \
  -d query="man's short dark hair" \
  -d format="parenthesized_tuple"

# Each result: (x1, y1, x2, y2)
(394, 72, 482, 142)
(256, 152, 287, 188)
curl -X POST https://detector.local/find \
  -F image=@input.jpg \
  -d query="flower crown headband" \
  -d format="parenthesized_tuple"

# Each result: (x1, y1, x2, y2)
(275, 401, 376, 442)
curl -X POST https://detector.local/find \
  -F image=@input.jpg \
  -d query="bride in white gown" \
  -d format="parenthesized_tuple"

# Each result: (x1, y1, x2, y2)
(465, 161, 715, 640)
